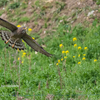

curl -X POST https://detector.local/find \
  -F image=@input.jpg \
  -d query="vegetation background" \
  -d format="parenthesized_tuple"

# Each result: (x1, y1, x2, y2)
(0, 0, 100, 99)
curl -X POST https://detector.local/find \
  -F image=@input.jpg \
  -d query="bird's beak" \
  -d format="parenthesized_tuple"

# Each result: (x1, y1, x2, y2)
(23, 27, 27, 30)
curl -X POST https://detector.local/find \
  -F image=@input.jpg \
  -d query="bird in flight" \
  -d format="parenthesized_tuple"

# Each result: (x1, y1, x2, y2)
(0, 18, 52, 57)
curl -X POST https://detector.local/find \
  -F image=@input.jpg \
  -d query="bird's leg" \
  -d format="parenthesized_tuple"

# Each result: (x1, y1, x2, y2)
(6, 38, 10, 44)
(6, 35, 13, 44)
(12, 38, 19, 48)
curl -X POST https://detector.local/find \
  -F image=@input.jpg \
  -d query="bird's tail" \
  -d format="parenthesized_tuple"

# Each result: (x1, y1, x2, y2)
(0, 31, 25, 50)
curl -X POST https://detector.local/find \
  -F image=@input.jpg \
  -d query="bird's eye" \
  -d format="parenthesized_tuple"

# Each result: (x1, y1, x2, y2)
(22, 30, 25, 33)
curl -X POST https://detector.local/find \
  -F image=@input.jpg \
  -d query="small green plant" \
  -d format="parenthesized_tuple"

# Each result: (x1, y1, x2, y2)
(8, 2, 20, 9)
(0, 0, 8, 7)
(93, 0, 100, 5)
(56, 1, 66, 11)
(34, 0, 40, 7)
(18, 17, 30, 23)
(22, 3, 28, 9)
(0, 10, 4, 16)
(96, 0, 100, 5)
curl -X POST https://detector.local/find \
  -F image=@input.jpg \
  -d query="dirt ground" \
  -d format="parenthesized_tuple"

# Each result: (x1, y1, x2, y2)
(0, 0, 100, 38)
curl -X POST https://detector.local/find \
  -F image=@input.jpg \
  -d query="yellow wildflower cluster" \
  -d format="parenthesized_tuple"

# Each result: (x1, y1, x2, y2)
(78, 62, 81, 64)
(62, 50, 69, 55)
(57, 59, 60, 65)
(59, 44, 63, 48)
(94, 59, 97, 62)
(65, 50, 69, 54)
(61, 58, 63, 61)
(73, 56, 75, 58)
(64, 56, 67, 59)
(56, 59, 60, 66)
(78, 54, 80, 57)
(57, 37, 97, 66)
(17, 48, 19, 51)
(32, 37, 35, 40)
(18, 57, 20, 60)
(78, 46, 82, 50)
(18, 57, 24, 63)
(84, 47, 88, 50)
(82, 57, 86, 60)
(28, 28, 32, 31)
(22, 52, 26, 57)
(62, 51, 65, 54)
(73, 37, 77, 41)
(74, 44, 77, 47)
(17, 25, 21, 27)
(56, 56, 67, 66)
(56, 63, 58, 66)
(22, 40, 24, 42)
(17, 51, 27, 63)
(83, 54, 86, 56)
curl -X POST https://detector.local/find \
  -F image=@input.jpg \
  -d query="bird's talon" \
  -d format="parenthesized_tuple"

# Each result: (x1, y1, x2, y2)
(6, 40, 9, 44)
(12, 44, 15, 48)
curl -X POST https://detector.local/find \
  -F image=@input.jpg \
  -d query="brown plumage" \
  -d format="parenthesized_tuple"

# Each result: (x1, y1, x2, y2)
(0, 18, 52, 57)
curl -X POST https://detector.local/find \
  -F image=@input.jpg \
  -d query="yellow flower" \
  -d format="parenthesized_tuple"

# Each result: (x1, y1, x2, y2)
(61, 58, 63, 61)
(73, 37, 77, 41)
(82, 57, 86, 60)
(65, 50, 69, 54)
(22, 55, 24, 57)
(22, 52, 26, 57)
(23, 52, 26, 55)
(84, 47, 88, 50)
(32, 37, 35, 40)
(21, 50, 24, 52)
(78, 62, 81, 64)
(58, 60, 60, 63)
(21, 61, 23, 63)
(83, 54, 86, 56)
(56, 63, 58, 66)
(74, 44, 77, 47)
(17, 48, 19, 51)
(73, 56, 75, 58)
(59, 44, 63, 48)
(18, 57, 20, 60)
(22, 40, 24, 42)
(94, 59, 97, 62)
(28, 28, 32, 31)
(64, 56, 67, 59)
(78, 54, 80, 57)
(17, 25, 21, 27)
(78, 46, 82, 50)
(62, 51, 65, 54)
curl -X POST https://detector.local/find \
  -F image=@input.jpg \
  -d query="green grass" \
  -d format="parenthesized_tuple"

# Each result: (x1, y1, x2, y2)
(0, 0, 8, 7)
(0, 19, 100, 99)
(17, 17, 30, 23)
(8, 2, 20, 9)
(0, 0, 100, 99)
(93, 0, 100, 5)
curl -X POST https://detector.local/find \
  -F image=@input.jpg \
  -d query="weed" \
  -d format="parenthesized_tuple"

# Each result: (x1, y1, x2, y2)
(0, 0, 8, 7)
(18, 17, 30, 23)
(8, 2, 20, 9)
(0, 1, 100, 100)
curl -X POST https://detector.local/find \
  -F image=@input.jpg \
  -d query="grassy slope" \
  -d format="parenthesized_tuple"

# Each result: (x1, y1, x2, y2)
(0, 0, 100, 100)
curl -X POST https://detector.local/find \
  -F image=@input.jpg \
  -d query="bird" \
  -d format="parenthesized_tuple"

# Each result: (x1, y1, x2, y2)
(0, 18, 52, 57)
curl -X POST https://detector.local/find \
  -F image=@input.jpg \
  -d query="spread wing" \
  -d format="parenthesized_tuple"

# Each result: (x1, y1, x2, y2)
(22, 34, 52, 57)
(0, 18, 18, 32)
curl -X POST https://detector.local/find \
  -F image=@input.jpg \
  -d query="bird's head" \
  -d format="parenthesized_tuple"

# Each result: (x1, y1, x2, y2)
(21, 26, 27, 34)
(17, 26, 27, 37)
